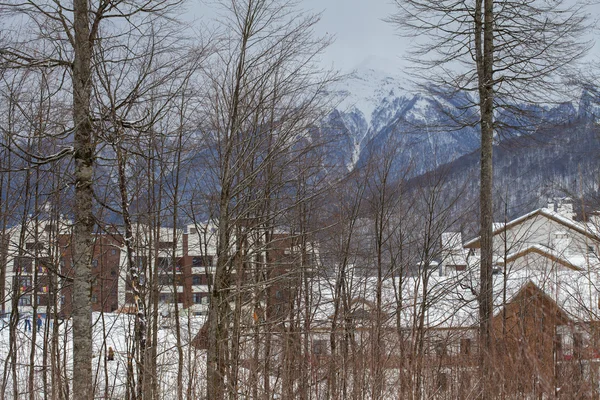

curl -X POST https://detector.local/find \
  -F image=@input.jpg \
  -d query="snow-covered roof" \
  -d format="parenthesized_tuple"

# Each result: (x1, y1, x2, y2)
(305, 264, 600, 333)
(499, 243, 584, 271)
(464, 207, 600, 248)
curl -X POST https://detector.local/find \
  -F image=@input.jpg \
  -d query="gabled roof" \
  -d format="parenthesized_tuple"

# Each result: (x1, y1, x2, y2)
(493, 280, 572, 325)
(464, 208, 600, 249)
(499, 244, 583, 271)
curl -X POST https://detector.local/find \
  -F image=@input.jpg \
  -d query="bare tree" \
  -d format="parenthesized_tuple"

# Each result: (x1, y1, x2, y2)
(197, 1, 333, 397)
(388, 0, 591, 392)
(0, 0, 195, 397)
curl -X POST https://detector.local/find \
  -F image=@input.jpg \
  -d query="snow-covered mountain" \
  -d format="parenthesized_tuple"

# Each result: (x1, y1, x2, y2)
(322, 61, 590, 178)
(324, 63, 480, 176)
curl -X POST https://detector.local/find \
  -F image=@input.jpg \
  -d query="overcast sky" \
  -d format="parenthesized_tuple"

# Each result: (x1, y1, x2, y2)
(190, 0, 598, 76)
(300, 0, 407, 73)
(190, 0, 407, 74)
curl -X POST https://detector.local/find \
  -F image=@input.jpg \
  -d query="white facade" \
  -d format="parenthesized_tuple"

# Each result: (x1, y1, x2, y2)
(464, 200, 600, 273)
(2, 217, 71, 315)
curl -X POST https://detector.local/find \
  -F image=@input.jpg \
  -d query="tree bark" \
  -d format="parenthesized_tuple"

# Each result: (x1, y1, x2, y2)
(475, 0, 495, 393)
(72, 0, 94, 396)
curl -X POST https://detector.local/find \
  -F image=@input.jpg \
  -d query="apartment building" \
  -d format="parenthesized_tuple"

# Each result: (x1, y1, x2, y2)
(1, 218, 218, 317)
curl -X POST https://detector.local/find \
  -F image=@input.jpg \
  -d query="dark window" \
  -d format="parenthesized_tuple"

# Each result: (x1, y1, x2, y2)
(193, 274, 213, 285)
(19, 295, 31, 306)
(111, 249, 117, 255)
(555, 333, 563, 358)
(91, 294, 98, 303)
(17, 276, 32, 289)
(92, 259, 98, 268)
(574, 332, 584, 358)
(192, 256, 213, 267)
(44, 224, 55, 232)
(159, 275, 173, 286)
(437, 372, 448, 391)
(15, 257, 33, 273)
(37, 294, 47, 306)
(193, 293, 203, 304)
(435, 341, 447, 357)
(135, 257, 146, 269)
(158, 258, 171, 270)
(460, 338, 471, 355)
(26, 242, 44, 250)
(158, 241, 173, 249)
(159, 293, 173, 303)
(313, 340, 327, 355)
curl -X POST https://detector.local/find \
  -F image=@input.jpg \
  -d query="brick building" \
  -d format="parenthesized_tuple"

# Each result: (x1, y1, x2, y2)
(1, 219, 218, 317)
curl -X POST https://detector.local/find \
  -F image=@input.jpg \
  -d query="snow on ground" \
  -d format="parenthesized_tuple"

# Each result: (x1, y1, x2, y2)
(0, 312, 207, 399)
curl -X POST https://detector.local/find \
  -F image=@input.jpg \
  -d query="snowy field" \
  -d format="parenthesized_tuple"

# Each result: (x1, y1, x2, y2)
(0, 312, 207, 399)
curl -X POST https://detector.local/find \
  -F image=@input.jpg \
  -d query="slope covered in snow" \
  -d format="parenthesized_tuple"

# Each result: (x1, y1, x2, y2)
(324, 60, 481, 175)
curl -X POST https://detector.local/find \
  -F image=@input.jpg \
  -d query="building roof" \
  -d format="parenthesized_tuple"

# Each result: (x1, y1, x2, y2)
(499, 244, 584, 271)
(464, 208, 600, 249)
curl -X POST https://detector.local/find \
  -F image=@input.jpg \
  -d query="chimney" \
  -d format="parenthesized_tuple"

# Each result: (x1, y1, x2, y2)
(557, 199, 576, 220)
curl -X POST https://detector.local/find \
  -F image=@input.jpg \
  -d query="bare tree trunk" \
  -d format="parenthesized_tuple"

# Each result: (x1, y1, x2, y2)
(170, 119, 185, 400)
(72, 0, 94, 395)
(28, 213, 40, 400)
(475, 0, 495, 393)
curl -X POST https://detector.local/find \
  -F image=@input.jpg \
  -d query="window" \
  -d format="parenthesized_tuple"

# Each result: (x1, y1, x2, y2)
(111, 249, 117, 255)
(555, 333, 563, 358)
(158, 241, 173, 249)
(159, 293, 173, 303)
(435, 341, 447, 357)
(192, 256, 213, 267)
(19, 295, 31, 306)
(313, 340, 327, 355)
(193, 293, 203, 304)
(574, 332, 584, 358)
(15, 257, 32, 273)
(135, 257, 147, 269)
(159, 275, 173, 286)
(92, 259, 98, 268)
(91, 294, 98, 303)
(158, 258, 171, 270)
(460, 338, 471, 355)
(192, 275, 201, 285)
(37, 295, 47, 305)
(26, 242, 44, 250)
(437, 372, 448, 391)
(17, 276, 32, 290)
